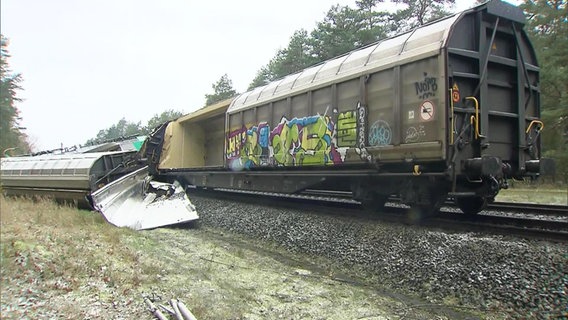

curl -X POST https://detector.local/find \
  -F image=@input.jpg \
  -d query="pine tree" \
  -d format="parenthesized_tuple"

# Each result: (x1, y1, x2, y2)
(522, 0, 568, 181)
(204, 74, 237, 106)
(0, 35, 30, 156)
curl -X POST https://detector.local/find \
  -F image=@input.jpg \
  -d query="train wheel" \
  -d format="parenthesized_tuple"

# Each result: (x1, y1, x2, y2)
(455, 196, 487, 215)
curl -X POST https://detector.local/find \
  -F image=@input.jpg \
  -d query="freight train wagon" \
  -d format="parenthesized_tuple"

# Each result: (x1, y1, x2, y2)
(0, 151, 140, 207)
(144, 0, 553, 216)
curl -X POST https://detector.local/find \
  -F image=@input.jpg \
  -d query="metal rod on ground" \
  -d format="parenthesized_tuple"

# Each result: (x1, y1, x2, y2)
(143, 297, 168, 320)
(159, 303, 175, 316)
(177, 301, 198, 320)
(170, 299, 184, 320)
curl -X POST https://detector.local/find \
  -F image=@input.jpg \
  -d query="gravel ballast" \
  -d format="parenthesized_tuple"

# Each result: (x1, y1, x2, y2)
(190, 193, 568, 319)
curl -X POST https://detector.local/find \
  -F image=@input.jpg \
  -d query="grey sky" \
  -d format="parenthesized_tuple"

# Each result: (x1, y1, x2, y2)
(2, 0, 483, 151)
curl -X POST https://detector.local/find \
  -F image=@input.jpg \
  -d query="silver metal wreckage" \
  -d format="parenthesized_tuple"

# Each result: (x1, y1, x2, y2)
(0, 138, 199, 230)
(90, 166, 198, 230)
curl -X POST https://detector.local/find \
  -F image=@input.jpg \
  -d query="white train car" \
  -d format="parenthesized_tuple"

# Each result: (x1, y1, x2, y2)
(1, 151, 139, 206)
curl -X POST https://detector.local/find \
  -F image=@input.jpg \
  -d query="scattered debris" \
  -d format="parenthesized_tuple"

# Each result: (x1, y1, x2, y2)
(177, 301, 198, 320)
(158, 304, 175, 316)
(169, 299, 183, 320)
(143, 296, 168, 320)
(91, 166, 199, 230)
(143, 295, 197, 320)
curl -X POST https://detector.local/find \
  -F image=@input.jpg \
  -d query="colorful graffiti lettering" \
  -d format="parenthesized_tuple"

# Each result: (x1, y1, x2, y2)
(226, 123, 271, 169)
(226, 127, 246, 159)
(337, 111, 357, 147)
(270, 119, 299, 166)
(270, 115, 342, 166)
(368, 120, 392, 146)
(414, 72, 438, 100)
(299, 116, 338, 165)
(242, 123, 270, 167)
(226, 103, 376, 167)
(227, 114, 344, 168)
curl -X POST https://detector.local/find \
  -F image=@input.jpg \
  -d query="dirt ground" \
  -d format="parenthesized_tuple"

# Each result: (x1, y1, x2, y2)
(135, 226, 483, 320)
(1, 224, 483, 319)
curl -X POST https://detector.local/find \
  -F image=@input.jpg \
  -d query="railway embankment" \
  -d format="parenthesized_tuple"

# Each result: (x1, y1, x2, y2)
(191, 193, 568, 319)
(2, 194, 566, 319)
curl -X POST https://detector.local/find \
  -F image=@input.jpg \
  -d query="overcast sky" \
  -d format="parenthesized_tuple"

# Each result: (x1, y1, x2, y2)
(2, 0, 485, 151)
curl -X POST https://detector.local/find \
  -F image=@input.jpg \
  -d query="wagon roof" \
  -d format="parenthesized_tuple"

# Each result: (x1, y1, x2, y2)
(0, 151, 133, 173)
(228, 0, 525, 114)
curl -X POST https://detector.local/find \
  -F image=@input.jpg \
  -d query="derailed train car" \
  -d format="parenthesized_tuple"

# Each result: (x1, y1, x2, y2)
(0, 138, 200, 230)
(0, 151, 140, 207)
(146, 0, 553, 216)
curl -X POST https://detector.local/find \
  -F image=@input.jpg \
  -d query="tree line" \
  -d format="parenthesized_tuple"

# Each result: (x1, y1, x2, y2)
(203, 0, 455, 105)
(521, 0, 568, 181)
(247, 0, 455, 89)
(83, 110, 184, 147)
(0, 35, 30, 156)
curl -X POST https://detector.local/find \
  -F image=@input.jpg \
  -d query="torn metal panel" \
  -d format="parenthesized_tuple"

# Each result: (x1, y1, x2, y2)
(91, 166, 198, 230)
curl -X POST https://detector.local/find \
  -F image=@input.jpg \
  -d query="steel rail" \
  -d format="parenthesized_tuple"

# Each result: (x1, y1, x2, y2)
(300, 189, 568, 217)
(488, 202, 568, 216)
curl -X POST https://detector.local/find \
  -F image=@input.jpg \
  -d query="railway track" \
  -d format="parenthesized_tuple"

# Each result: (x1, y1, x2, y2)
(433, 211, 568, 242)
(193, 188, 568, 242)
(300, 189, 568, 219)
(488, 201, 568, 217)
(301, 189, 568, 215)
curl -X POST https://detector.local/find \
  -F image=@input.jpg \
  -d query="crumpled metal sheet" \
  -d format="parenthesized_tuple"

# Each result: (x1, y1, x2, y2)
(90, 166, 198, 230)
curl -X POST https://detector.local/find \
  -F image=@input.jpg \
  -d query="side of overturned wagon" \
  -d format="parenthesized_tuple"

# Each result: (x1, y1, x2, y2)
(0, 139, 199, 230)
(148, 0, 553, 216)
(0, 151, 139, 207)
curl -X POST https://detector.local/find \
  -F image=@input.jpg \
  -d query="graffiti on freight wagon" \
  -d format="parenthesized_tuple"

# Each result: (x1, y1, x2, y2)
(368, 120, 392, 146)
(226, 123, 271, 168)
(415, 72, 438, 100)
(272, 115, 341, 166)
(226, 103, 383, 169)
(337, 110, 357, 147)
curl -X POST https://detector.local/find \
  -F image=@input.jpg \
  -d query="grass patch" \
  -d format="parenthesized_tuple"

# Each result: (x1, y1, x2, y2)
(0, 196, 162, 318)
(496, 184, 567, 205)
